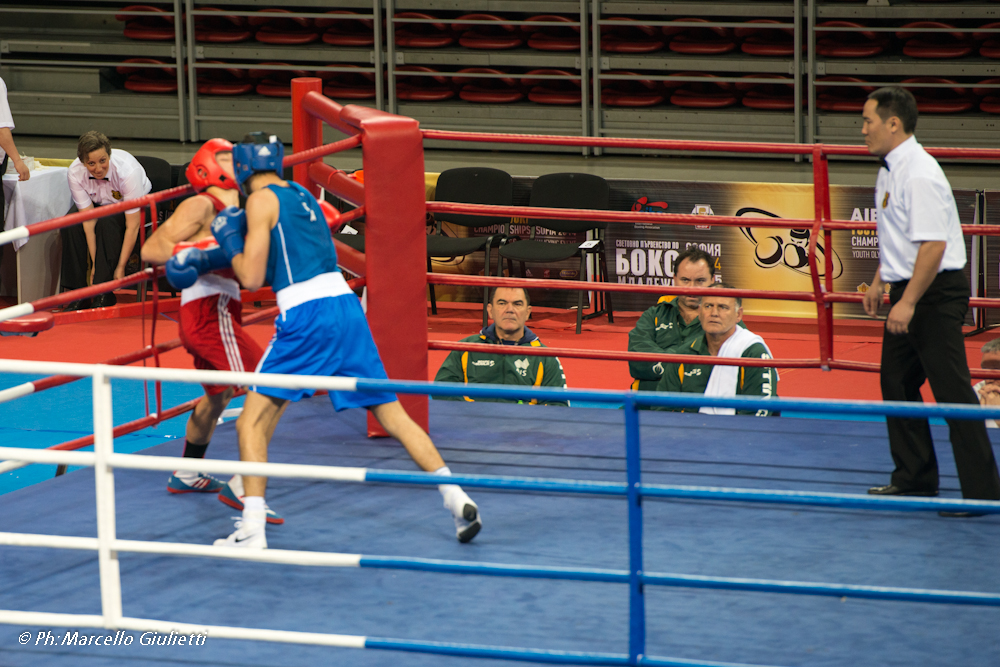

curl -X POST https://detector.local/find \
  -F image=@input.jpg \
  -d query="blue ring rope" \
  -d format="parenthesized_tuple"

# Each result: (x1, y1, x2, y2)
(364, 637, 630, 665)
(365, 637, 783, 667)
(355, 378, 1000, 421)
(357, 557, 1000, 606)
(363, 471, 1000, 513)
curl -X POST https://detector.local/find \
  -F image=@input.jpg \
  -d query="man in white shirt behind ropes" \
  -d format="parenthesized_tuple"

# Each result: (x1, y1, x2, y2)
(974, 338, 1000, 429)
(60, 131, 151, 309)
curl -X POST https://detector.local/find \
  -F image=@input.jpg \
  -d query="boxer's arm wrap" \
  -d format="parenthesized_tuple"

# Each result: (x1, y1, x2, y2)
(165, 245, 230, 290)
(211, 206, 248, 261)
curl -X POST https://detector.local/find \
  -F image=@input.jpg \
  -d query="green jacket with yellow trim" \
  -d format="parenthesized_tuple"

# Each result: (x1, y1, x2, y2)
(434, 324, 569, 406)
(654, 332, 779, 416)
(627, 296, 704, 391)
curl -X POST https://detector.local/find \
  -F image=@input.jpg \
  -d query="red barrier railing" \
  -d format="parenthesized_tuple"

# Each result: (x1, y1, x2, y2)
(419, 129, 1000, 375)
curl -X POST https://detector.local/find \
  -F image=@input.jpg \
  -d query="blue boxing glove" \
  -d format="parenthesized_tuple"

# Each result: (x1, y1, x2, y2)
(211, 206, 248, 261)
(165, 245, 230, 290)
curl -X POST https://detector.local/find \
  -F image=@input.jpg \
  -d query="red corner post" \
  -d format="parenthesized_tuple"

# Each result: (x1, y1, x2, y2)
(291, 77, 323, 197)
(338, 106, 429, 435)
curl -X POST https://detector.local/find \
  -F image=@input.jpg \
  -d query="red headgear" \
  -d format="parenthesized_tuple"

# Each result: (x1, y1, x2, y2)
(185, 138, 236, 192)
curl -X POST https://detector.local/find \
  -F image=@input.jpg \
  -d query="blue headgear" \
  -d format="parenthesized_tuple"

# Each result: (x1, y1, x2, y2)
(232, 132, 284, 194)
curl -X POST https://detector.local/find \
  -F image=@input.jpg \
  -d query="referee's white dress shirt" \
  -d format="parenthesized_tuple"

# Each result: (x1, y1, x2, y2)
(67, 149, 151, 215)
(875, 135, 966, 284)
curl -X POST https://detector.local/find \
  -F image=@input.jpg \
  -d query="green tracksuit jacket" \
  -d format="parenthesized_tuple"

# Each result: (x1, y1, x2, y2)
(654, 333, 779, 416)
(434, 325, 569, 406)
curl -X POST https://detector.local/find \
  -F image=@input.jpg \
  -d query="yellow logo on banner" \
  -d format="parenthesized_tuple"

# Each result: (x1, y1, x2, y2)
(112, 190, 123, 200)
(858, 282, 891, 294)
(882, 191, 890, 208)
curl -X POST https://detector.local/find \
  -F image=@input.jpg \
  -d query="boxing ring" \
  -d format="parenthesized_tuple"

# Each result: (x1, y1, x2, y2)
(2, 365, 1000, 666)
(1, 80, 1000, 665)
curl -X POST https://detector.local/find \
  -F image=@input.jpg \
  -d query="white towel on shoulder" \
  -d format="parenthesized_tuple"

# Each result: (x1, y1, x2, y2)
(699, 327, 775, 415)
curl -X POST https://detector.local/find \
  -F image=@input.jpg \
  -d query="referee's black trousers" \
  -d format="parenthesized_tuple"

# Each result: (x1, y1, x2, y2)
(58, 204, 127, 291)
(881, 269, 1000, 499)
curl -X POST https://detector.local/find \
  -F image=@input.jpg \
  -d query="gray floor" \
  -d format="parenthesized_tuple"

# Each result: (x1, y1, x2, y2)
(12, 134, 999, 189)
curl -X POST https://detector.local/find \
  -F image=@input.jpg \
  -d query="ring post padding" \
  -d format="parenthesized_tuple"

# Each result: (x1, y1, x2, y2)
(623, 396, 645, 664)
(339, 105, 429, 434)
(0, 311, 53, 335)
(291, 77, 324, 198)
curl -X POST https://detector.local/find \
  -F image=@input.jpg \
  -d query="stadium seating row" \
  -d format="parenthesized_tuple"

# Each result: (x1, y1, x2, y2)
(114, 59, 1000, 114)
(115, 7, 1000, 61)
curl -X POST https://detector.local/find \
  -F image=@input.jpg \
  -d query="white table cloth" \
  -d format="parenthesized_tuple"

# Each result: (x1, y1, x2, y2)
(3, 166, 72, 251)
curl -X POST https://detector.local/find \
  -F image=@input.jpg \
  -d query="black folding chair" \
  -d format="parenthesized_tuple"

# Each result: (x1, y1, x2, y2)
(497, 172, 613, 334)
(428, 167, 513, 326)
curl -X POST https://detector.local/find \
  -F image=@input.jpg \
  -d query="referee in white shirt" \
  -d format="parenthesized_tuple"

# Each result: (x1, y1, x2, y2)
(861, 86, 1000, 513)
(61, 131, 151, 309)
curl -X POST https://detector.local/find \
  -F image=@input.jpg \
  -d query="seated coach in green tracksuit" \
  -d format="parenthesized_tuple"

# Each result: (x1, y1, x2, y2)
(435, 287, 569, 406)
(628, 247, 715, 391)
(655, 284, 779, 416)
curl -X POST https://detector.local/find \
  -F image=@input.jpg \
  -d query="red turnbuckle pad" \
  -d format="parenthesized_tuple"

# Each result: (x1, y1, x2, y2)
(0, 311, 55, 337)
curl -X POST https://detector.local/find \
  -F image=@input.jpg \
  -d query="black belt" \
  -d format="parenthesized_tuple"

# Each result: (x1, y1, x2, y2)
(890, 268, 962, 291)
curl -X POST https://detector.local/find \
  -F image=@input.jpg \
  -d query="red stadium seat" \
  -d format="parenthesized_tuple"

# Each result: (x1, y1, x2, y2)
(196, 61, 254, 95)
(319, 65, 376, 100)
(117, 5, 175, 41)
(452, 14, 522, 50)
(249, 9, 320, 45)
(973, 78, 1000, 113)
(316, 11, 375, 47)
(601, 18, 664, 53)
(522, 69, 581, 105)
(815, 21, 888, 57)
(896, 22, 973, 59)
(815, 76, 875, 112)
(193, 8, 252, 43)
(117, 58, 177, 93)
(664, 18, 736, 55)
(453, 68, 522, 103)
(902, 77, 975, 113)
(523, 15, 581, 52)
(667, 73, 738, 108)
(601, 72, 664, 107)
(394, 66, 455, 102)
(249, 63, 311, 97)
(394, 12, 454, 48)
(737, 74, 798, 110)
(736, 20, 799, 56)
(974, 23, 1000, 58)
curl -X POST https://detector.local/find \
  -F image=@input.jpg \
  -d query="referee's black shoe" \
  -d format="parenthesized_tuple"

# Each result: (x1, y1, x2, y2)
(867, 484, 938, 497)
(93, 293, 117, 308)
(58, 298, 92, 311)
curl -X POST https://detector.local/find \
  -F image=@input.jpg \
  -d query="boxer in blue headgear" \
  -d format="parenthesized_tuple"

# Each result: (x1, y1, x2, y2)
(210, 132, 482, 549)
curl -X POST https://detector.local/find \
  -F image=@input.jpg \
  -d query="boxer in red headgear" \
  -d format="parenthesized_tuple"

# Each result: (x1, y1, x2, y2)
(141, 140, 277, 521)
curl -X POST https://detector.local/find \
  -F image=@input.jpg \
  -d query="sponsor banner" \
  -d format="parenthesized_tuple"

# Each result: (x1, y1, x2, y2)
(605, 180, 976, 321)
(420, 174, 977, 319)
